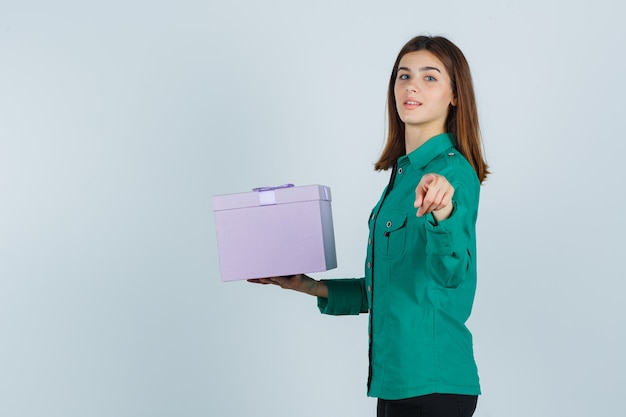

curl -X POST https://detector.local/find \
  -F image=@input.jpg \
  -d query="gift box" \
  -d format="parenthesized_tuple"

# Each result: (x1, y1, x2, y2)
(212, 184, 337, 281)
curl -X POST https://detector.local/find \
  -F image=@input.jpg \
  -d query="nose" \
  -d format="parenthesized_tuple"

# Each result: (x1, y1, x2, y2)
(406, 84, 418, 93)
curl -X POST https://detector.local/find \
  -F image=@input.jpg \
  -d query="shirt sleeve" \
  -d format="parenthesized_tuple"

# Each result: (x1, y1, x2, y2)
(424, 166, 479, 288)
(317, 278, 369, 315)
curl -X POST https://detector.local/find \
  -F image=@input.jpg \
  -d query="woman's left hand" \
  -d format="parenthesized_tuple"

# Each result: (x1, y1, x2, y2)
(414, 173, 454, 221)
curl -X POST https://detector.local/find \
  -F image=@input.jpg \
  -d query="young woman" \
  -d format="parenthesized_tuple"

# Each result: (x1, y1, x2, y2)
(250, 35, 489, 417)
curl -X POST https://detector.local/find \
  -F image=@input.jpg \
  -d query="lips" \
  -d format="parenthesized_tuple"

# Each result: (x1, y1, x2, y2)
(403, 99, 422, 109)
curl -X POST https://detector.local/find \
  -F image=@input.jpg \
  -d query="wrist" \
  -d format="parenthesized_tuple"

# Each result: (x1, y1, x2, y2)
(432, 202, 453, 222)
(311, 279, 322, 297)
(301, 275, 318, 296)
(307, 278, 327, 298)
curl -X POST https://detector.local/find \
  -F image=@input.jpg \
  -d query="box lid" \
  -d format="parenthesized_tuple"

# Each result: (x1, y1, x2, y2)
(212, 184, 331, 211)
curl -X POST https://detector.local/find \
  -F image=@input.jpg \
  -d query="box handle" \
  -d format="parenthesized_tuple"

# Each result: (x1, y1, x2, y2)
(252, 183, 294, 192)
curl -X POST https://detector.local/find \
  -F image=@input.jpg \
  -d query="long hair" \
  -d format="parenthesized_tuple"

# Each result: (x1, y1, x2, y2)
(374, 35, 489, 183)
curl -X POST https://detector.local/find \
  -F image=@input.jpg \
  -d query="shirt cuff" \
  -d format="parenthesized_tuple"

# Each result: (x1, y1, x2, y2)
(317, 278, 367, 316)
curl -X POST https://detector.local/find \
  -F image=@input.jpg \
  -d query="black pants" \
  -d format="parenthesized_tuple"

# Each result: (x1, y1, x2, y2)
(377, 393, 477, 417)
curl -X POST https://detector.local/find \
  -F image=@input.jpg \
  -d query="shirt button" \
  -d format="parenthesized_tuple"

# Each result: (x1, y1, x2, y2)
(448, 152, 455, 156)
(368, 238, 372, 245)
(386, 221, 392, 228)
(398, 167, 403, 174)
(367, 286, 371, 292)
(367, 262, 371, 269)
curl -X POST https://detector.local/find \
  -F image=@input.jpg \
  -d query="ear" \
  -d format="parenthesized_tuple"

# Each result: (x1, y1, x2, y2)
(451, 96, 457, 106)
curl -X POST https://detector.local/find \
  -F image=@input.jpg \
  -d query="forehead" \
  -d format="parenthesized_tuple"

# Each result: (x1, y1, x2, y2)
(398, 50, 447, 73)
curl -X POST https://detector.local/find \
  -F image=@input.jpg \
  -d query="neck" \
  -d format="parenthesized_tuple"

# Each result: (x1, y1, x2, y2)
(404, 125, 445, 154)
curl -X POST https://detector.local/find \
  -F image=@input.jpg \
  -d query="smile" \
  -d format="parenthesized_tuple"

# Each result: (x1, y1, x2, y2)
(403, 100, 422, 108)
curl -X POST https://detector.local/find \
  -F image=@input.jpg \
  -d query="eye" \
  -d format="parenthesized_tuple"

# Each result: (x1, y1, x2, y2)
(398, 73, 409, 80)
(425, 75, 437, 81)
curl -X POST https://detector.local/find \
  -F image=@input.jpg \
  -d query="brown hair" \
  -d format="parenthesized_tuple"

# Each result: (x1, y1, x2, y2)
(374, 35, 489, 183)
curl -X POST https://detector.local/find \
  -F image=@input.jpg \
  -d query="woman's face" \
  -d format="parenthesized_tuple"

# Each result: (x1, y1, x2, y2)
(394, 50, 456, 136)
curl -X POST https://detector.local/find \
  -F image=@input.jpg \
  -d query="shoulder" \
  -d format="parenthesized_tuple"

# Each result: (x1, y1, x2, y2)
(428, 148, 478, 185)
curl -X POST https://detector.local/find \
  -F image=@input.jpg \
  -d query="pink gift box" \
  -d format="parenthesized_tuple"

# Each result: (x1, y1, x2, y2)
(212, 184, 337, 281)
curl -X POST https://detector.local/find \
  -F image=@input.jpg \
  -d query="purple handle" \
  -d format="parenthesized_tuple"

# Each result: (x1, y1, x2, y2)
(252, 183, 295, 192)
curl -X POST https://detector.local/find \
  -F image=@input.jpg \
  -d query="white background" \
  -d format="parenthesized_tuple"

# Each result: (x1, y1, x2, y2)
(1, 1, 624, 416)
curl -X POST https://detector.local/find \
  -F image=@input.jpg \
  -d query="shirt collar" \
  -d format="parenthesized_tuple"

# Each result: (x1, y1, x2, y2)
(398, 132, 455, 170)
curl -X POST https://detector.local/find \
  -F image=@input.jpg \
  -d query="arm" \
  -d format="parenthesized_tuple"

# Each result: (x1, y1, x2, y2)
(249, 275, 368, 315)
(414, 171, 478, 288)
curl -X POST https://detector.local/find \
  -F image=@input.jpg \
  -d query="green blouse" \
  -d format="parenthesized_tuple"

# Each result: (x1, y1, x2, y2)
(318, 133, 481, 400)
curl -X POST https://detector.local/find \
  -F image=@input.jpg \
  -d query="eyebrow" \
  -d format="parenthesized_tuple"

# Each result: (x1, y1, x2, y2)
(397, 66, 441, 73)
